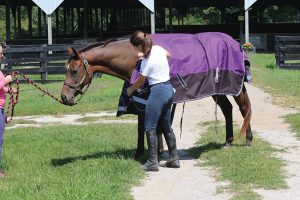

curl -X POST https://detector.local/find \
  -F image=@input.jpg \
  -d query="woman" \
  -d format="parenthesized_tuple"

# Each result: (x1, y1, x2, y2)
(0, 44, 16, 178)
(127, 31, 180, 171)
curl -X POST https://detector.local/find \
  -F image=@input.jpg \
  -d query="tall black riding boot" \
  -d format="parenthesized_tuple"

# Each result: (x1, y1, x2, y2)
(144, 130, 159, 171)
(163, 129, 180, 168)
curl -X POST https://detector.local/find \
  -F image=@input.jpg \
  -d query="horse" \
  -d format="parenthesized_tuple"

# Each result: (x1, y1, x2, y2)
(60, 33, 252, 159)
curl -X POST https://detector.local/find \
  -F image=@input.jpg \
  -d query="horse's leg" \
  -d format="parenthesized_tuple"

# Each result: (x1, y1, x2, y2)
(233, 85, 252, 146)
(212, 95, 234, 147)
(134, 114, 145, 160)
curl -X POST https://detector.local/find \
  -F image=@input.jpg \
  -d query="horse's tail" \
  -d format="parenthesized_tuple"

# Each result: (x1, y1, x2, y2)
(237, 89, 252, 139)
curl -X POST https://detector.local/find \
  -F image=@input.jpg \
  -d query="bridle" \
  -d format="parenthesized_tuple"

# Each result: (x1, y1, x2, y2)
(63, 53, 95, 102)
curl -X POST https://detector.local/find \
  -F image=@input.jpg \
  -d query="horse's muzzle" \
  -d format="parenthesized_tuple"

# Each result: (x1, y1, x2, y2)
(61, 94, 75, 106)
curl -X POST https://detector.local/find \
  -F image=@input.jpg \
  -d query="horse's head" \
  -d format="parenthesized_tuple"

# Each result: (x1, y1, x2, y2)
(61, 47, 93, 105)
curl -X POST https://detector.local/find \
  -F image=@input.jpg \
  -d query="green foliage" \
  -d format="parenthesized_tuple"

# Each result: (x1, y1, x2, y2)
(262, 6, 300, 23)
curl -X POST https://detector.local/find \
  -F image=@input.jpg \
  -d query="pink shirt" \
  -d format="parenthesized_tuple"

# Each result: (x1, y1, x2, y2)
(0, 71, 8, 109)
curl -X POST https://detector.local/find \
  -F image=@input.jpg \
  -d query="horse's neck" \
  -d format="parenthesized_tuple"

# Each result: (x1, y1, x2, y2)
(91, 65, 130, 81)
(85, 44, 137, 82)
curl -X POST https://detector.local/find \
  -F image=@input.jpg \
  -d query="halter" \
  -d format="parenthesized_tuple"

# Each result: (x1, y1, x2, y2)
(63, 53, 93, 102)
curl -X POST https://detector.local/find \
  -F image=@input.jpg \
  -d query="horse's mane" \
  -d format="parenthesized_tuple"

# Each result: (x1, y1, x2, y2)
(79, 38, 118, 53)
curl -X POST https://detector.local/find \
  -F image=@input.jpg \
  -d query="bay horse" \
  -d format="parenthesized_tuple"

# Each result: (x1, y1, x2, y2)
(60, 35, 252, 159)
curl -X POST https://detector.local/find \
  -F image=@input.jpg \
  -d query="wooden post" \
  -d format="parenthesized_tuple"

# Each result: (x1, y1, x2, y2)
(40, 44, 48, 82)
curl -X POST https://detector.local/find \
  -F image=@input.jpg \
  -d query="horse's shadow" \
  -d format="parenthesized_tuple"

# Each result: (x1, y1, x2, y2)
(187, 142, 246, 159)
(51, 142, 244, 167)
(51, 148, 141, 167)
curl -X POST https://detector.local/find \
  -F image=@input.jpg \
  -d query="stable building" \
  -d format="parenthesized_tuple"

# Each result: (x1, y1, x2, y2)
(0, 0, 299, 51)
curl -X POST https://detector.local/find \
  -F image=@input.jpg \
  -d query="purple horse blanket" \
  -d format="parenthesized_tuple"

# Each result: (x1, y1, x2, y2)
(152, 32, 248, 103)
(117, 32, 251, 116)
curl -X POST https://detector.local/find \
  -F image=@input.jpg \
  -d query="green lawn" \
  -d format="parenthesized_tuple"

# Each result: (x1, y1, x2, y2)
(191, 122, 286, 200)
(249, 53, 300, 138)
(10, 75, 124, 116)
(0, 123, 144, 200)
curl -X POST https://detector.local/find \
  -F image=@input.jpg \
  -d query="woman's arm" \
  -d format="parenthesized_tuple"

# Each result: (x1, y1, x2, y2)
(166, 51, 171, 59)
(127, 73, 147, 96)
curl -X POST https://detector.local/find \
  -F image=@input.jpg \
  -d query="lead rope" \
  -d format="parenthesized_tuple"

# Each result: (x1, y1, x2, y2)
(5, 71, 64, 123)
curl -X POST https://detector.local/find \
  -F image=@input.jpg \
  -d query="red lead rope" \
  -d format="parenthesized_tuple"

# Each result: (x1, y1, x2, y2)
(5, 71, 64, 123)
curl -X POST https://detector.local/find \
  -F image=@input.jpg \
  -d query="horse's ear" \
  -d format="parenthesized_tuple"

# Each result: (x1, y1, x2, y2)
(67, 47, 73, 56)
(66, 47, 79, 58)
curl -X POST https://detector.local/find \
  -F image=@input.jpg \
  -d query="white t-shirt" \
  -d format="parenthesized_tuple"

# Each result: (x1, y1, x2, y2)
(140, 45, 170, 85)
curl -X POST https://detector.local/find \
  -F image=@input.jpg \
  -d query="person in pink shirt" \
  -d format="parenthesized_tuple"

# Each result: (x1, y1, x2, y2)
(0, 43, 16, 178)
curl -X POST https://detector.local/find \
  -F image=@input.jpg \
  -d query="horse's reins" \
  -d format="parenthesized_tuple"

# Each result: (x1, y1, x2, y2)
(63, 53, 94, 104)
(5, 71, 65, 123)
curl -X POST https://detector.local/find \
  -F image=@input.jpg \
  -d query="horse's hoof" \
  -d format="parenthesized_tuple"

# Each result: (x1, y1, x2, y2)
(223, 141, 232, 148)
(245, 140, 252, 147)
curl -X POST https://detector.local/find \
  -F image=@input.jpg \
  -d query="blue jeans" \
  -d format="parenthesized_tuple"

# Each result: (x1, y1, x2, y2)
(144, 81, 174, 133)
(0, 109, 5, 164)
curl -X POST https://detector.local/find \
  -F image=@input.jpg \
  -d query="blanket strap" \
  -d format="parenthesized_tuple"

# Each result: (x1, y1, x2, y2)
(176, 73, 188, 90)
(180, 102, 185, 138)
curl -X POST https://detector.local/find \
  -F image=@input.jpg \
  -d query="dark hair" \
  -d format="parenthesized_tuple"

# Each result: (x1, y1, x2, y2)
(0, 42, 6, 48)
(130, 30, 152, 58)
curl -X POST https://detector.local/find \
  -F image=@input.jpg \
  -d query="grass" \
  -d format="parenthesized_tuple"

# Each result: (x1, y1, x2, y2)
(0, 123, 144, 200)
(249, 53, 300, 109)
(9, 75, 124, 116)
(189, 53, 299, 199)
(75, 115, 137, 123)
(285, 114, 300, 137)
(249, 53, 300, 139)
(190, 122, 286, 199)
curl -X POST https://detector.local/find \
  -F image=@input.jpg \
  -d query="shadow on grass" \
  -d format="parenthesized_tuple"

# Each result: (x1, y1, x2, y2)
(187, 142, 223, 158)
(51, 148, 145, 167)
(186, 142, 248, 159)
(52, 142, 248, 167)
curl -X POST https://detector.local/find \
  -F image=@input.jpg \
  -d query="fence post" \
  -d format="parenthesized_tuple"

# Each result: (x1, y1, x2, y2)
(40, 44, 48, 82)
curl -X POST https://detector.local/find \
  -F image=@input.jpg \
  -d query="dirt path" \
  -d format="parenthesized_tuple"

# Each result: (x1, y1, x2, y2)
(8, 84, 300, 199)
(132, 83, 300, 200)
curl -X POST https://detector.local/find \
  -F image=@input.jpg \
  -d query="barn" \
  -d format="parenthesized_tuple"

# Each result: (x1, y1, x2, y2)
(0, 0, 299, 51)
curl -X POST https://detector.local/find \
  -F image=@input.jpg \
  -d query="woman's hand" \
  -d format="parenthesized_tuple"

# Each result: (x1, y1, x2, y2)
(137, 52, 144, 59)
(5, 75, 13, 83)
(127, 87, 134, 96)
(10, 87, 17, 94)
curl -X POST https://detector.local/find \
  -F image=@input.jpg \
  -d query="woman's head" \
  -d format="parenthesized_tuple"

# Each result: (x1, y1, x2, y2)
(130, 30, 152, 58)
